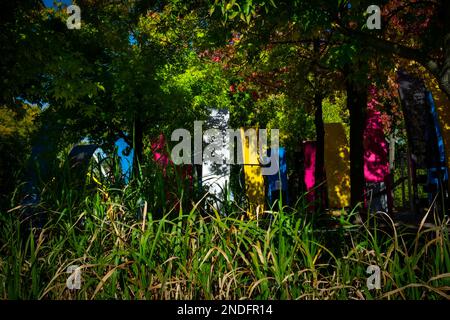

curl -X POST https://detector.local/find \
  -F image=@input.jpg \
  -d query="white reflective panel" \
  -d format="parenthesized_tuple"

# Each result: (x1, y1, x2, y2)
(92, 148, 109, 178)
(202, 109, 232, 208)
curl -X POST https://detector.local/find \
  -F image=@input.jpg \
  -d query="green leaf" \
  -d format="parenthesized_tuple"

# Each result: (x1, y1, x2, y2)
(96, 83, 105, 92)
(243, 1, 250, 15)
(229, 11, 239, 20)
(245, 14, 251, 24)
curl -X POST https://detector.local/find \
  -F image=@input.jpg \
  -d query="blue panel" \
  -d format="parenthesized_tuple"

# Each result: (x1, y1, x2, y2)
(22, 126, 57, 228)
(426, 91, 448, 203)
(69, 144, 99, 170)
(115, 138, 134, 183)
(24, 125, 56, 195)
(427, 92, 446, 166)
(266, 147, 289, 206)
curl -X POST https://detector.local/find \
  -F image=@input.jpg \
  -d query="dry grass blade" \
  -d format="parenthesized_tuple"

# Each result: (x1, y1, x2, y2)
(382, 283, 450, 300)
(248, 277, 275, 297)
(91, 261, 133, 300)
(142, 200, 148, 232)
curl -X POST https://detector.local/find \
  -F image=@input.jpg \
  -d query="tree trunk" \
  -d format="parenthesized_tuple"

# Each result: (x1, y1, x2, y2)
(440, 0, 450, 99)
(133, 116, 144, 176)
(314, 93, 326, 210)
(312, 39, 326, 210)
(346, 69, 368, 211)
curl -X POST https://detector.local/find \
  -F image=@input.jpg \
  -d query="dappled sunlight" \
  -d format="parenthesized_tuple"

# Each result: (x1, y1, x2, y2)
(240, 128, 265, 218)
(3, 0, 450, 302)
(324, 123, 350, 208)
(364, 96, 389, 183)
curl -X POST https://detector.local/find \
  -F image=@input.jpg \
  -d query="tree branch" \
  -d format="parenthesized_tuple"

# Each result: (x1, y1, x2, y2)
(337, 24, 440, 79)
(383, 1, 438, 27)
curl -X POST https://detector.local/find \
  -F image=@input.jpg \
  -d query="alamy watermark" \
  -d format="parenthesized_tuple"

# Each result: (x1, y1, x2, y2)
(366, 265, 381, 290)
(66, 5, 81, 30)
(66, 265, 82, 290)
(66, 4, 381, 30)
(171, 122, 280, 175)
(366, 5, 381, 30)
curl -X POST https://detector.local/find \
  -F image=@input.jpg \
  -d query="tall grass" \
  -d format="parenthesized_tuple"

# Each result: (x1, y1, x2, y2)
(0, 157, 449, 300)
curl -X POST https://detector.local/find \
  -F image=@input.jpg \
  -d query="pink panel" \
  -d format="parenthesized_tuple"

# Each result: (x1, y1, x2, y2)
(364, 94, 390, 183)
(151, 133, 193, 182)
(303, 141, 316, 203)
(151, 134, 171, 172)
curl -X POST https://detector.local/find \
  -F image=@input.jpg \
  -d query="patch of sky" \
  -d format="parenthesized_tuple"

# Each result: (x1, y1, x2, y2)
(43, 0, 72, 8)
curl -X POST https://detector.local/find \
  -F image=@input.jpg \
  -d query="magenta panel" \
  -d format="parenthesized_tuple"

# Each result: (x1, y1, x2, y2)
(151, 134, 170, 171)
(364, 97, 390, 183)
(303, 141, 316, 203)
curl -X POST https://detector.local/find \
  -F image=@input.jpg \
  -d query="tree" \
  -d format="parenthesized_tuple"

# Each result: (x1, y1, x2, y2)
(1, 0, 231, 182)
(0, 104, 40, 209)
(210, 0, 370, 209)
(210, 0, 450, 212)
(335, 0, 450, 99)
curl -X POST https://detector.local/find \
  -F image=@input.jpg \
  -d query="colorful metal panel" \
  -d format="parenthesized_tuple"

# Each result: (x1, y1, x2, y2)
(240, 128, 265, 217)
(324, 123, 351, 208)
(364, 100, 390, 183)
(266, 147, 289, 206)
(397, 70, 440, 169)
(422, 71, 450, 192)
(202, 109, 231, 208)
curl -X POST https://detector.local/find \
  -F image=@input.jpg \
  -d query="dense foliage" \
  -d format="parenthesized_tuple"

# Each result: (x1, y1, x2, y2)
(1, 0, 449, 300)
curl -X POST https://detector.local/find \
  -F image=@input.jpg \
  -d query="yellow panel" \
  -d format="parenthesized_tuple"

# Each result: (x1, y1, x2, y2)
(324, 123, 351, 208)
(240, 128, 265, 218)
